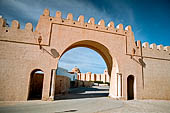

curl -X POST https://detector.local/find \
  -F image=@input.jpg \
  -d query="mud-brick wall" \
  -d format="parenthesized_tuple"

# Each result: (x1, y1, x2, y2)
(142, 44, 170, 100)
(55, 75, 70, 95)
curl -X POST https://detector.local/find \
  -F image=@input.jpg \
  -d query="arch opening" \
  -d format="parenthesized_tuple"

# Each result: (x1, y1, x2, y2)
(28, 69, 44, 100)
(59, 40, 113, 76)
(58, 47, 110, 83)
(127, 75, 135, 100)
(55, 40, 117, 99)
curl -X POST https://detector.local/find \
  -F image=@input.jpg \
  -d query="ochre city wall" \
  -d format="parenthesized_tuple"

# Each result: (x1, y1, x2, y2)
(0, 13, 58, 101)
(141, 42, 170, 100)
(77, 70, 110, 83)
(0, 9, 170, 101)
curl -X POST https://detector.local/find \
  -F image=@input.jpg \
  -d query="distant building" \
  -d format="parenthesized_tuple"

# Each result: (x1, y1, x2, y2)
(56, 67, 77, 81)
(71, 66, 81, 73)
(77, 68, 110, 83)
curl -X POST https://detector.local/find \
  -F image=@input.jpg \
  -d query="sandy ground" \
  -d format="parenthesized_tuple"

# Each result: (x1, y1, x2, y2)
(0, 86, 170, 113)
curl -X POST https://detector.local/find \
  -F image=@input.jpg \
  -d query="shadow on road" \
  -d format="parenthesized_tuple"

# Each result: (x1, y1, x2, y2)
(55, 109, 78, 113)
(54, 86, 109, 100)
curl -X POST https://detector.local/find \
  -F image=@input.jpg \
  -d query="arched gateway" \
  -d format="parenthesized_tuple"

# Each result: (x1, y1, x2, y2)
(0, 9, 170, 101)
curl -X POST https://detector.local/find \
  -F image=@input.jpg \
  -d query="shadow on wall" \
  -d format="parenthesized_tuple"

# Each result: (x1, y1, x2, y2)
(54, 86, 109, 100)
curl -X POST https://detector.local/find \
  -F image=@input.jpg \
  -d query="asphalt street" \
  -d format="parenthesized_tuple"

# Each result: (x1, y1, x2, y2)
(0, 86, 170, 113)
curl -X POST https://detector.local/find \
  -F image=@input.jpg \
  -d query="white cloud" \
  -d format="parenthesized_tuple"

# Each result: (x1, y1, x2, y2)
(0, 0, 137, 29)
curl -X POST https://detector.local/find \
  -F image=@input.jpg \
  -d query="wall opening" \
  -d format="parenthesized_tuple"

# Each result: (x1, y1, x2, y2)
(127, 75, 134, 100)
(56, 41, 113, 99)
(28, 69, 44, 100)
(60, 40, 113, 76)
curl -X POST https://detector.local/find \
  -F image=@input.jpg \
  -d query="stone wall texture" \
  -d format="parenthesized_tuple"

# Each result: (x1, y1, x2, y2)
(55, 75, 70, 95)
(0, 9, 170, 101)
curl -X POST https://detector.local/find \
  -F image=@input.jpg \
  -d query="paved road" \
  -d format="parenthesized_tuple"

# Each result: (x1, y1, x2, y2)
(0, 86, 170, 113)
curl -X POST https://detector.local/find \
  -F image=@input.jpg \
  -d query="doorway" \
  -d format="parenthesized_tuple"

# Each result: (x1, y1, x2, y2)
(127, 75, 134, 100)
(28, 69, 44, 100)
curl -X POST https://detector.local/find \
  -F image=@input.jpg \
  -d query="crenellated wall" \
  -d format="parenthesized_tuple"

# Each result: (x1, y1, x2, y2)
(77, 70, 110, 83)
(0, 18, 40, 44)
(0, 15, 58, 101)
(142, 42, 170, 59)
(0, 8, 170, 101)
(140, 42, 170, 99)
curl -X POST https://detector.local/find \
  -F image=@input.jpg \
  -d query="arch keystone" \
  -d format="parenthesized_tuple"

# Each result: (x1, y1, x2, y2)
(11, 20, 20, 29)
(150, 43, 157, 49)
(43, 9, 50, 16)
(78, 15, 84, 24)
(125, 25, 132, 32)
(67, 13, 73, 20)
(88, 17, 95, 25)
(107, 21, 114, 28)
(116, 24, 123, 30)
(25, 23, 33, 31)
(98, 19, 105, 27)
(56, 11, 61, 18)
(142, 42, 149, 48)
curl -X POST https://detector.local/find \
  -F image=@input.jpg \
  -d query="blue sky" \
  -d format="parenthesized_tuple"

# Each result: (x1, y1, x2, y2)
(58, 47, 107, 73)
(0, 0, 170, 73)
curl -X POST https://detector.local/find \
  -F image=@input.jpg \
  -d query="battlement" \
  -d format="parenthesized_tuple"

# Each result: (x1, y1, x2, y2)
(1, 8, 169, 61)
(142, 42, 170, 52)
(0, 18, 34, 32)
(0, 17, 41, 45)
(40, 9, 133, 36)
(142, 42, 170, 60)
(0, 9, 134, 46)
